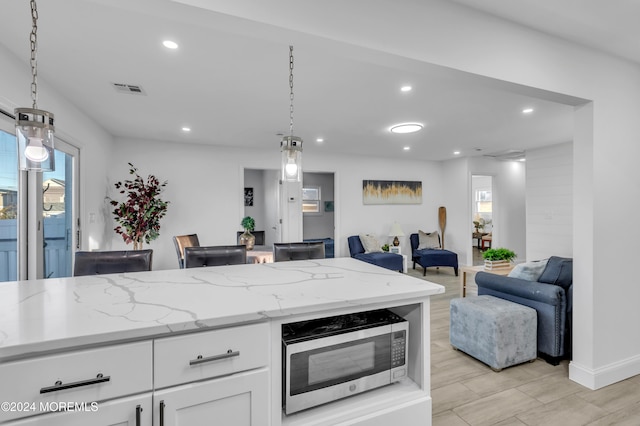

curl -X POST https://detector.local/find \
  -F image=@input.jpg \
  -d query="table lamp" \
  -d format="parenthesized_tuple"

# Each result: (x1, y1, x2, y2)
(388, 222, 405, 246)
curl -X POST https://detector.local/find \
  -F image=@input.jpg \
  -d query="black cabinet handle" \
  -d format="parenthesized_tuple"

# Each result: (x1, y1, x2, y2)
(136, 404, 142, 426)
(160, 400, 165, 426)
(189, 349, 239, 366)
(40, 373, 110, 394)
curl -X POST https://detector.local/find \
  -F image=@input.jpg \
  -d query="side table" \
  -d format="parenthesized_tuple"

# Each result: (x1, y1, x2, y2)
(459, 264, 514, 297)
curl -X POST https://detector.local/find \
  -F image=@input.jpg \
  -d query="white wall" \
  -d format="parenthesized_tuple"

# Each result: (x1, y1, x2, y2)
(526, 142, 573, 261)
(108, 139, 446, 270)
(0, 44, 114, 253)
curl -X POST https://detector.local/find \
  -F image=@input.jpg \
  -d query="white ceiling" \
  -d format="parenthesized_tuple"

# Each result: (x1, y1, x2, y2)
(0, 0, 632, 162)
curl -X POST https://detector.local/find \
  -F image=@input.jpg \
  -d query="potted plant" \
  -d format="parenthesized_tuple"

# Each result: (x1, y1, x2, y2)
(482, 247, 516, 270)
(240, 216, 256, 250)
(109, 163, 169, 250)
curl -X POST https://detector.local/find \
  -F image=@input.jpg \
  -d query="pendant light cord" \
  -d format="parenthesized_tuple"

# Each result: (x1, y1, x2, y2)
(30, 0, 39, 110)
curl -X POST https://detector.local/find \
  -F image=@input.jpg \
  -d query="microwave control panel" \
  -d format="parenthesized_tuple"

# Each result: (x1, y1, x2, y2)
(391, 330, 406, 367)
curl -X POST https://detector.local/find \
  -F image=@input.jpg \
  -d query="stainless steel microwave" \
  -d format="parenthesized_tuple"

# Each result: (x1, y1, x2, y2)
(282, 309, 408, 414)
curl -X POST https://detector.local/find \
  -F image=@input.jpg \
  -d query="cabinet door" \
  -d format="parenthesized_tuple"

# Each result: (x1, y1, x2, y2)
(5, 393, 152, 426)
(154, 369, 268, 426)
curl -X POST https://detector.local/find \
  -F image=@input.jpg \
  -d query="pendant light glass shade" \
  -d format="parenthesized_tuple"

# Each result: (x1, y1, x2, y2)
(16, 108, 55, 171)
(281, 135, 302, 182)
(16, 0, 55, 172)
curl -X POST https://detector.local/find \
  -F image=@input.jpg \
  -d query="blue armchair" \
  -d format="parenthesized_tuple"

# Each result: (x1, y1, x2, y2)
(347, 236, 403, 272)
(409, 233, 458, 276)
(475, 256, 573, 364)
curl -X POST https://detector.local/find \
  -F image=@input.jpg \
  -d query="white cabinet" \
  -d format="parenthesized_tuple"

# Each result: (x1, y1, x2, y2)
(0, 341, 152, 423)
(154, 369, 269, 426)
(153, 323, 270, 426)
(4, 393, 152, 426)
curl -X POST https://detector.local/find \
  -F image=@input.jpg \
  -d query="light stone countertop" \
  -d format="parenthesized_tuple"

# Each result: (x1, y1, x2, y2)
(0, 257, 444, 360)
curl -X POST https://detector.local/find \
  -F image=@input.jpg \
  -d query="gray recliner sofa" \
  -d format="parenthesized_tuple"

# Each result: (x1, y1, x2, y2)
(475, 256, 573, 364)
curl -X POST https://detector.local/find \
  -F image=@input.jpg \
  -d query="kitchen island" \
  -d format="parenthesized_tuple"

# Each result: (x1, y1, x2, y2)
(0, 258, 444, 425)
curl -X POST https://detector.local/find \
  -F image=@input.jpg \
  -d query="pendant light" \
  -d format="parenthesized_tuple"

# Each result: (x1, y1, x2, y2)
(15, 0, 55, 172)
(281, 45, 302, 182)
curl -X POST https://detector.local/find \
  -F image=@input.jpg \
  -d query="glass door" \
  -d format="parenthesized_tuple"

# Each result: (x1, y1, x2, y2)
(42, 140, 78, 279)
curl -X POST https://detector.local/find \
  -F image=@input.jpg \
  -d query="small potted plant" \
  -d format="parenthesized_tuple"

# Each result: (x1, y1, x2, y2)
(482, 247, 516, 270)
(240, 216, 256, 250)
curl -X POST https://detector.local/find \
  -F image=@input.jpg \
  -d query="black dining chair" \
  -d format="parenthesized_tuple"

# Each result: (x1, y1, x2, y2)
(273, 242, 325, 262)
(73, 250, 153, 276)
(183, 245, 247, 268)
(173, 234, 200, 268)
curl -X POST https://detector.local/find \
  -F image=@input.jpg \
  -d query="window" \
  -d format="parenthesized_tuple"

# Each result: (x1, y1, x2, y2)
(302, 186, 321, 213)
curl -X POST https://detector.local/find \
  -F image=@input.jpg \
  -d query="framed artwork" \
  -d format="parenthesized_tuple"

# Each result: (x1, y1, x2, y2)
(362, 180, 422, 205)
(244, 187, 254, 206)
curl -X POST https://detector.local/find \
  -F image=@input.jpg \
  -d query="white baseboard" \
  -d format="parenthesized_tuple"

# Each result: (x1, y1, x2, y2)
(569, 354, 640, 390)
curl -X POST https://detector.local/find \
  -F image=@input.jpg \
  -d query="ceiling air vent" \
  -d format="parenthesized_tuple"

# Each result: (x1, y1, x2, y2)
(483, 149, 525, 161)
(112, 83, 147, 95)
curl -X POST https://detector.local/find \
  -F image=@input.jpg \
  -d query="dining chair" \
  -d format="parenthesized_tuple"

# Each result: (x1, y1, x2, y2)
(173, 234, 200, 268)
(273, 242, 325, 262)
(183, 245, 247, 268)
(73, 249, 153, 276)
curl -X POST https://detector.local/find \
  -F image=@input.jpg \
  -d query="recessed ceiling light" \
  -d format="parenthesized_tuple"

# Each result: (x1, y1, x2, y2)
(400, 85, 412, 92)
(453, 151, 461, 155)
(403, 146, 410, 151)
(522, 108, 534, 114)
(316, 138, 324, 143)
(181, 127, 191, 132)
(163, 40, 179, 49)
(389, 123, 423, 134)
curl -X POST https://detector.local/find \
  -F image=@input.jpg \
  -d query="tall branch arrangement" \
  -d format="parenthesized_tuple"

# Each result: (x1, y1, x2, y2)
(110, 163, 169, 249)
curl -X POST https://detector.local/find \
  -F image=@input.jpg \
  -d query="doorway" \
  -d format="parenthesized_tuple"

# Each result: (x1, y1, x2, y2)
(471, 175, 493, 265)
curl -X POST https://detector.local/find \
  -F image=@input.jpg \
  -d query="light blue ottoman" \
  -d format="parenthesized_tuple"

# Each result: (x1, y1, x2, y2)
(450, 295, 537, 371)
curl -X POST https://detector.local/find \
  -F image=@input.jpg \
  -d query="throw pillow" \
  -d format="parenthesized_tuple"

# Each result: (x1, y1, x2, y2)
(538, 256, 573, 290)
(359, 234, 382, 253)
(508, 259, 549, 281)
(418, 230, 441, 250)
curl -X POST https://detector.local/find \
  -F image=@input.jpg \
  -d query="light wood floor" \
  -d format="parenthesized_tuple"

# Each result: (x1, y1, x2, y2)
(407, 266, 640, 426)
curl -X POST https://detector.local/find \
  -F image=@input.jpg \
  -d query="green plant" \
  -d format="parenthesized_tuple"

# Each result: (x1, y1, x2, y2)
(241, 216, 255, 232)
(381, 244, 390, 252)
(109, 163, 169, 249)
(482, 247, 516, 262)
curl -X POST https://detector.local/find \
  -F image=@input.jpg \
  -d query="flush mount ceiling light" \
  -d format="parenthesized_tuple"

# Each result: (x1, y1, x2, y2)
(316, 138, 324, 143)
(181, 127, 191, 132)
(453, 151, 461, 155)
(15, 0, 55, 172)
(163, 40, 179, 49)
(400, 85, 412, 92)
(389, 123, 423, 134)
(522, 108, 534, 114)
(280, 45, 303, 182)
